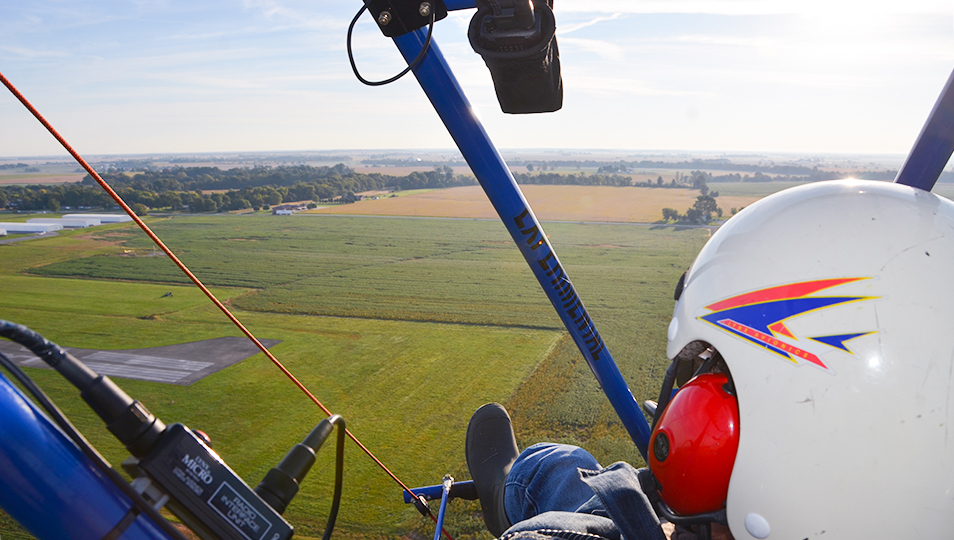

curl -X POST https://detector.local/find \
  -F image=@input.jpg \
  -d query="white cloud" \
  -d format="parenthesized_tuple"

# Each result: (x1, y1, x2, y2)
(558, 37, 626, 63)
(555, 0, 950, 16)
(558, 13, 624, 34)
(0, 45, 70, 59)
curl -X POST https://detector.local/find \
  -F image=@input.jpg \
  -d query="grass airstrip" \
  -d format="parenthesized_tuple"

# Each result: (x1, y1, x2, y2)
(0, 184, 741, 539)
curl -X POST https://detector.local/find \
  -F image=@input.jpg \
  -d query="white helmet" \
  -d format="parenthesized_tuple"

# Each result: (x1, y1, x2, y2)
(663, 179, 954, 539)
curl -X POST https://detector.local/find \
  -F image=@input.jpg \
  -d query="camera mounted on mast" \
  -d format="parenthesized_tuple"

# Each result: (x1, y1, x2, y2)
(468, 0, 562, 114)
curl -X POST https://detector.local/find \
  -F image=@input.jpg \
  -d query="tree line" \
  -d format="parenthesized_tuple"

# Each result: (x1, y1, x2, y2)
(3, 160, 937, 214)
(0, 164, 477, 213)
(0, 164, 694, 213)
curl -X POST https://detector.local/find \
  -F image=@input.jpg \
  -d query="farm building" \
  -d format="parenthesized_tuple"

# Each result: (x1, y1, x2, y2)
(272, 204, 307, 215)
(27, 218, 102, 228)
(0, 222, 63, 234)
(62, 213, 133, 223)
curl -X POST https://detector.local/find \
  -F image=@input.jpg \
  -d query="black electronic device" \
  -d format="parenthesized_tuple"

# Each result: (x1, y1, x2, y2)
(124, 423, 294, 540)
(468, 0, 562, 114)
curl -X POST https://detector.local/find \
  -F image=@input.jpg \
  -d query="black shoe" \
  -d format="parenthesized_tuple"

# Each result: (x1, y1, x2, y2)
(466, 403, 519, 537)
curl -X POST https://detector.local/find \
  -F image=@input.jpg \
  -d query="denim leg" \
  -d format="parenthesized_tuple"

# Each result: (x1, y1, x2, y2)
(504, 443, 606, 524)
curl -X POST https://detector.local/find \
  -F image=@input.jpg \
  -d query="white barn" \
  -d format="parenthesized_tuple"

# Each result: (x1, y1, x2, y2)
(62, 213, 133, 223)
(27, 218, 102, 228)
(0, 222, 63, 233)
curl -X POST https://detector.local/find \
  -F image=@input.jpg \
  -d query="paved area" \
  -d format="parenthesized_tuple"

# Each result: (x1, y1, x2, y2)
(0, 337, 281, 386)
(0, 231, 60, 245)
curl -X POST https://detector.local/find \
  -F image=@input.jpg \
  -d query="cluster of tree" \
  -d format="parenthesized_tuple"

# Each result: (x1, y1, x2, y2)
(0, 163, 30, 170)
(511, 172, 632, 186)
(0, 184, 115, 212)
(703, 169, 881, 183)
(0, 164, 477, 212)
(662, 195, 723, 224)
(524, 162, 581, 171)
(360, 157, 466, 167)
(567, 158, 954, 184)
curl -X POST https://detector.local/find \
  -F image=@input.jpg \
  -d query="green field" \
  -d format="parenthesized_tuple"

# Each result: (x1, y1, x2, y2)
(0, 214, 708, 539)
(705, 180, 812, 197)
(709, 179, 954, 202)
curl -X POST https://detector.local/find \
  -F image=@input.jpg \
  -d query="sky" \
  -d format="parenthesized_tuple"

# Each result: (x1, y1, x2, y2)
(1, 0, 953, 158)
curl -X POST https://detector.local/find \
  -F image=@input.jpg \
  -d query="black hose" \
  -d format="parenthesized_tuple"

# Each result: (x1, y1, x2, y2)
(324, 415, 346, 540)
(652, 359, 679, 430)
(0, 348, 189, 540)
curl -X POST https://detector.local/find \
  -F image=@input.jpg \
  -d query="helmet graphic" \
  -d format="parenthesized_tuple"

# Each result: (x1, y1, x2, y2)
(664, 180, 954, 539)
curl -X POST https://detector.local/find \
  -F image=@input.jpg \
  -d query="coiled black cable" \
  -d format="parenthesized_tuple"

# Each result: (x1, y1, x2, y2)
(347, 1, 436, 86)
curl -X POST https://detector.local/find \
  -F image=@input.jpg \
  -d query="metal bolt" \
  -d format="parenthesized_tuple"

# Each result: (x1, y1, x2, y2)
(378, 10, 391, 26)
(419, 2, 432, 17)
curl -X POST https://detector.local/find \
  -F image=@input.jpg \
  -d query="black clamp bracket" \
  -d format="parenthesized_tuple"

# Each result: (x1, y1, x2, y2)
(366, 0, 449, 38)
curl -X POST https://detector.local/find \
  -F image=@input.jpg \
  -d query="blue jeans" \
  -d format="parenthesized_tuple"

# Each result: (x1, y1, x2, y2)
(502, 443, 666, 540)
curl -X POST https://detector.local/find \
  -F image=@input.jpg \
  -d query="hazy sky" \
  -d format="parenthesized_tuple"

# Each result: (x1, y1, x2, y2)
(1, 0, 953, 158)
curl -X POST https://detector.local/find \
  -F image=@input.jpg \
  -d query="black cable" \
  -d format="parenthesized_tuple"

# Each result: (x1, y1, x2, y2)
(347, 1, 436, 86)
(0, 319, 165, 457)
(651, 358, 679, 430)
(324, 415, 346, 540)
(0, 349, 190, 540)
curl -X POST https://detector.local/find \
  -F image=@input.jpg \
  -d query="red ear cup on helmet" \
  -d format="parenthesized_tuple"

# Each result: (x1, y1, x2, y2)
(648, 372, 739, 516)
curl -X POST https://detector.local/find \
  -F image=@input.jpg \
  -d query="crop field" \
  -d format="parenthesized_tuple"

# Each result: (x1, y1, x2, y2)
(705, 180, 812, 197)
(0, 173, 85, 185)
(0, 210, 709, 539)
(708, 179, 954, 201)
(308, 185, 761, 222)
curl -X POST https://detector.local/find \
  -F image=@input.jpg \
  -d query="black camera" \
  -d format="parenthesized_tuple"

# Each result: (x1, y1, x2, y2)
(469, 0, 563, 114)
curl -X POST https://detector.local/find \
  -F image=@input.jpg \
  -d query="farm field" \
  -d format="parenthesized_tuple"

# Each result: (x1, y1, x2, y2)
(706, 180, 812, 197)
(710, 179, 954, 201)
(0, 211, 709, 540)
(308, 184, 761, 223)
(0, 173, 85, 185)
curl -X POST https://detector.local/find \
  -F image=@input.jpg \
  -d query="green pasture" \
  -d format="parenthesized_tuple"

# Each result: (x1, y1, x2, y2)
(0, 214, 708, 539)
(709, 179, 954, 202)
(705, 180, 811, 196)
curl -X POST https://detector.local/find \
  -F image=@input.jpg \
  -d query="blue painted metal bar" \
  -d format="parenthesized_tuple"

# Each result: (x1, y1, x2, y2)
(403, 480, 476, 503)
(895, 68, 954, 191)
(0, 372, 172, 540)
(392, 30, 652, 459)
(432, 476, 454, 540)
(444, 0, 476, 10)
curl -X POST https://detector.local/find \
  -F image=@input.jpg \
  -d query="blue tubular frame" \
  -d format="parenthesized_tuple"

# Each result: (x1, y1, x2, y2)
(0, 372, 173, 540)
(895, 68, 954, 191)
(443, 0, 476, 9)
(392, 28, 653, 459)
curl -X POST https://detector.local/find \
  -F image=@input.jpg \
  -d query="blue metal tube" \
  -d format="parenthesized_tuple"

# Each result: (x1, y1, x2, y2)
(402, 480, 475, 503)
(392, 30, 652, 459)
(895, 67, 954, 192)
(0, 372, 172, 540)
(444, 0, 476, 10)
(432, 476, 453, 540)
(404, 483, 448, 503)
